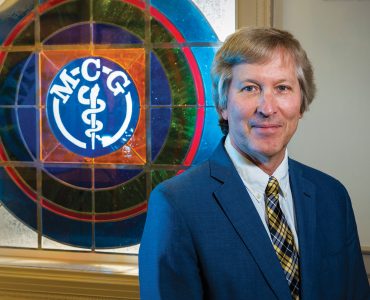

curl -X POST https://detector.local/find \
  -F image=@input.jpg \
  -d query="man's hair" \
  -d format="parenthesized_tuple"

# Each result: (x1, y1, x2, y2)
(211, 27, 316, 135)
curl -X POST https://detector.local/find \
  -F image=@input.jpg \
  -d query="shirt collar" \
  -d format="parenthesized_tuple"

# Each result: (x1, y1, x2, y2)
(224, 135, 289, 201)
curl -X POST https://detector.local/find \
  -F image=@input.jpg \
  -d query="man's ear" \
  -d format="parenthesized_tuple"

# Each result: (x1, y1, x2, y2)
(220, 108, 228, 121)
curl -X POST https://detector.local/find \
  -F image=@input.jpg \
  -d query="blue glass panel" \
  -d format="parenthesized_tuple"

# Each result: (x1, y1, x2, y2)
(44, 167, 93, 189)
(17, 54, 36, 105)
(42, 208, 92, 248)
(151, 108, 171, 161)
(151, 0, 218, 42)
(150, 52, 172, 105)
(93, 23, 142, 44)
(192, 107, 223, 165)
(0, 167, 37, 230)
(17, 107, 37, 159)
(43, 23, 90, 45)
(191, 47, 219, 107)
(0, 0, 34, 44)
(0, 108, 33, 161)
(95, 213, 146, 248)
(94, 168, 143, 188)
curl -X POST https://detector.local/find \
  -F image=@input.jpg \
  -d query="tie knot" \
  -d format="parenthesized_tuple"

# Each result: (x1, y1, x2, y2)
(266, 176, 280, 199)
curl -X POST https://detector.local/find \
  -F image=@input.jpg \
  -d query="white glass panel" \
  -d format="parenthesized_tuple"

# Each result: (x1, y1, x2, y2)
(42, 237, 90, 251)
(96, 244, 140, 254)
(192, 0, 236, 41)
(0, 204, 37, 248)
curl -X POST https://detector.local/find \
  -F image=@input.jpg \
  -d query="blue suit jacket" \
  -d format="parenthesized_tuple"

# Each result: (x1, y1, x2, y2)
(139, 140, 369, 300)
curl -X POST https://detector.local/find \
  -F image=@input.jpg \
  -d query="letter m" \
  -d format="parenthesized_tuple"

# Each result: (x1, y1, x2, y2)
(49, 69, 80, 103)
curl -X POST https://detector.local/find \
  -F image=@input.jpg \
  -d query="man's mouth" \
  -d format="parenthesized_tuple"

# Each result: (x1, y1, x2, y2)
(251, 122, 282, 129)
(250, 123, 282, 134)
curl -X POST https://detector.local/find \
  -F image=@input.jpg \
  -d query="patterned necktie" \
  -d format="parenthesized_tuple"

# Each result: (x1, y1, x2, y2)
(265, 176, 300, 300)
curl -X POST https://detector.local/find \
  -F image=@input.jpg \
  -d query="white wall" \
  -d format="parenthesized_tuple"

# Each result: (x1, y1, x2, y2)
(273, 0, 370, 248)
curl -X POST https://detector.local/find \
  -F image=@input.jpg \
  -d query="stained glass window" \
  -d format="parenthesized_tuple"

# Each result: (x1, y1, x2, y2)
(0, 0, 235, 253)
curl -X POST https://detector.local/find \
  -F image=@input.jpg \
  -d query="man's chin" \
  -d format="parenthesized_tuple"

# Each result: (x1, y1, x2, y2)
(245, 146, 285, 163)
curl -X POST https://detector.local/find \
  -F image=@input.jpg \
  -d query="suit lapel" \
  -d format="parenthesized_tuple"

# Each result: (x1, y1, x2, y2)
(210, 142, 292, 300)
(289, 160, 318, 300)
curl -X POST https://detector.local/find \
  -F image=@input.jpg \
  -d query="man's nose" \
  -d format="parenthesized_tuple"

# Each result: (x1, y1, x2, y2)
(256, 89, 276, 117)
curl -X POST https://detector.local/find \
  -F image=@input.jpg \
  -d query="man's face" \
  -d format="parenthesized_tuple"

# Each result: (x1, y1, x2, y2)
(221, 49, 302, 166)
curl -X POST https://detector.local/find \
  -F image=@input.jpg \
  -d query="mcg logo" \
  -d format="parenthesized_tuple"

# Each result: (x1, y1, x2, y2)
(46, 56, 140, 158)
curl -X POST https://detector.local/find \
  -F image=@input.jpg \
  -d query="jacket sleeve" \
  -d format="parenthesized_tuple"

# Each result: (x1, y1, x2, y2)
(343, 185, 370, 300)
(139, 185, 203, 300)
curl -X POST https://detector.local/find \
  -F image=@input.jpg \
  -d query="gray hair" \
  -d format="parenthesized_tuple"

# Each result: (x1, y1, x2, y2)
(211, 27, 316, 135)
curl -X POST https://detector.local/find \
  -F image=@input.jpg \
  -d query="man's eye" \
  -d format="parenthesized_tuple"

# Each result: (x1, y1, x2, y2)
(241, 85, 259, 92)
(276, 85, 290, 92)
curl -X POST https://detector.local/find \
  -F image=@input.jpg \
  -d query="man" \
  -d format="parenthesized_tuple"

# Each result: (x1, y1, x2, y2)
(139, 27, 369, 300)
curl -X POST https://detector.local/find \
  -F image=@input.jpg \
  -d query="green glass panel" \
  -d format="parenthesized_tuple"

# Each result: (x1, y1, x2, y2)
(153, 48, 196, 105)
(151, 18, 174, 43)
(94, 173, 146, 213)
(0, 52, 31, 105)
(93, 0, 145, 40)
(153, 107, 196, 165)
(42, 171, 92, 213)
(151, 169, 177, 189)
(15, 167, 37, 191)
(40, 0, 90, 42)
(13, 21, 35, 46)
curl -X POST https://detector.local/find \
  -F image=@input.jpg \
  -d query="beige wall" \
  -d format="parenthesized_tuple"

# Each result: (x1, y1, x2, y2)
(270, 0, 370, 248)
(236, 0, 370, 279)
(237, 0, 370, 248)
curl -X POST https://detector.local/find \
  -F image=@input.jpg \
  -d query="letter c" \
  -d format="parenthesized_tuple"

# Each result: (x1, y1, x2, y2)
(81, 58, 101, 81)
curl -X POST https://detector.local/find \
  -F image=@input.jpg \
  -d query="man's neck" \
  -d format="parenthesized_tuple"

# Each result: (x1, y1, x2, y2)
(230, 139, 285, 176)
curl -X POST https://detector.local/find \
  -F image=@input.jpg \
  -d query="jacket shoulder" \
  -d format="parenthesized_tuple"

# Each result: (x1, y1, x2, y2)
(289, 158, 346, 190)
(152, 160, 214, 198)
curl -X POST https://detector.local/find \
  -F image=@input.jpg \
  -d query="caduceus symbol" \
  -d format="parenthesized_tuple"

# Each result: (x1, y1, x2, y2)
(78, 84, 106, 150)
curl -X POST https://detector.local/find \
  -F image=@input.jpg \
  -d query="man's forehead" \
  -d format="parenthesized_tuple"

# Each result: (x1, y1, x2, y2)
(256, 48, 296, 67)
(230, 53, 299, 87)
(234, 51, 297, 74)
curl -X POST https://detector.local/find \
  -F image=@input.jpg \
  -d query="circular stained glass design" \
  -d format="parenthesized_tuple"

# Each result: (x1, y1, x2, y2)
(0, 0, 222, 249)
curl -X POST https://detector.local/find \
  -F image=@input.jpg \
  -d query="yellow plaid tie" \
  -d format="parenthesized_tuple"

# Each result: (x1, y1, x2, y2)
(265, 176, 300, 300)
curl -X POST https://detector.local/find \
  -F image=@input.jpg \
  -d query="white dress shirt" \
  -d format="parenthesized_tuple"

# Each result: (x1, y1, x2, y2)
(224, 135, 299, 250)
